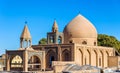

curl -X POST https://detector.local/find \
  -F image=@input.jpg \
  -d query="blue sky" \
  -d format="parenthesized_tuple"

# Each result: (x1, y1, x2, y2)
(0, 0, 120, 55)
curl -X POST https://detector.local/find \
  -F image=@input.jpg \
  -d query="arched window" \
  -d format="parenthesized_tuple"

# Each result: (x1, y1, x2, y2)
(64, 52, 69, 61)
(58, 36, 62, 44)
(23, 40, 28, 48)
(62, 49, 71, 61)
(50, 36, 54, 43)
(11, 55, 22, 68)
(94, 42, 96, 46)
(69, 40, 73, 43)
(82, 41, 87, 45)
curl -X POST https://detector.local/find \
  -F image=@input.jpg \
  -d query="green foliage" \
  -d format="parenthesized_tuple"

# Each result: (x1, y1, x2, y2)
(39, 38, 47, 44)
(98, 34, 120, 52)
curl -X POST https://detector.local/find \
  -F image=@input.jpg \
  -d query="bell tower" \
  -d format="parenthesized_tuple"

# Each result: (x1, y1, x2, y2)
(47, 20, 64, 44)
(20, 21, 32, 48)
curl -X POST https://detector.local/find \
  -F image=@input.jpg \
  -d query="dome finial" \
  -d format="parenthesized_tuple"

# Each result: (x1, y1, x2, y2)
(78, 11, 80, 14)
(25, 21, 27, 24)
(78, 11, 82, 16)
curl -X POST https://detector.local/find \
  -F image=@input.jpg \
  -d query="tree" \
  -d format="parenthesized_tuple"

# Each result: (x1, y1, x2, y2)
(98, 34, 120, 52)
(39, 38, 47, 44)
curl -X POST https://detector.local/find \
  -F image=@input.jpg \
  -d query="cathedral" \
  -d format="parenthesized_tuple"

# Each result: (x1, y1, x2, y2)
(5, 14, 119, 72)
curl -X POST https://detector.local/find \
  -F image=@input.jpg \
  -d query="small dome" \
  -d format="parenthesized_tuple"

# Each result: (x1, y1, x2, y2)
(63, 14, 97, 45)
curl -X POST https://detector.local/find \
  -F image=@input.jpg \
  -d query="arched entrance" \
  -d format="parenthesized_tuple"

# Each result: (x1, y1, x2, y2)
(46, 50, 57, 69)
(28, 55, 41, 71)
(10, 55, 23, 71)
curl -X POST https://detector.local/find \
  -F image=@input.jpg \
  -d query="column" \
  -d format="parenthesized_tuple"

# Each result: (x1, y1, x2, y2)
(29, 41, 31, 47)
(89, 49, 91, 65)
(6, 57, 10, 71)
(59, 47, 62, 61)
(20, 40, 23, 48)
(23, 50, 28, 72)
(102, 51, 105, 67)
(42, 51, 45, 71)
(31, 56, 34, 69)
(58, 46, 62, 61)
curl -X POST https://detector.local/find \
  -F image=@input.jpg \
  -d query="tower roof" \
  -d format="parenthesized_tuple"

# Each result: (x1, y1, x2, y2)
(20, 25, 31, 40)
(52, 20, 58, 32)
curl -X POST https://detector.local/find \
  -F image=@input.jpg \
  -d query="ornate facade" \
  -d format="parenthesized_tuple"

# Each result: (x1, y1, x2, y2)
(6, 14, 117, 72)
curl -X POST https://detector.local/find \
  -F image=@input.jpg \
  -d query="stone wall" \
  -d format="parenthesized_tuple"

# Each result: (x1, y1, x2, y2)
(52, 61, 75, 73)
(75, 44, 114, 68)
(108, 56, 118, 67)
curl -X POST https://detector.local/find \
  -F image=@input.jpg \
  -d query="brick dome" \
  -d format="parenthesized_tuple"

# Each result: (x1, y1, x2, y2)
(63, 14, 97, 45)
